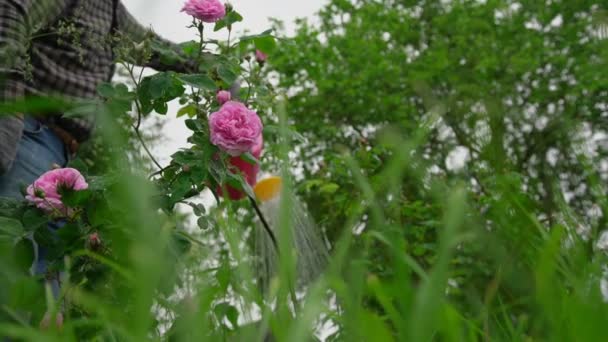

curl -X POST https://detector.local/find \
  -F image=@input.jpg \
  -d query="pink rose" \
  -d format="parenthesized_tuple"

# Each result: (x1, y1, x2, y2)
(25, 168, 88, 216)
(216, 90, 231, 105)
(209, 101, 263, 156)
(182, 0, 226, 23)
(255, 50, 268, 63)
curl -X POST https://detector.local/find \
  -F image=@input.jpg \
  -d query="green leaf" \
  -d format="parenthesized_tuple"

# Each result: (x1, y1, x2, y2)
(214, 302, 239, 329)
(240, 152, 259, 166)
(197, 52, 223, 72)
(179, 40, 201, 57)
(57, 222, 81, 245)
(60, 189, 92, 207)
(170, 175, 193, 203)
(140, 72, 185, 104)
(177, 74, 217, 91)
(302, 179, 323, 192)
(171, 150, 200, 166)
(197, 217, 209, 230)
(149, 73, 173, 98)
(213, 21, 225, 32)
(86, 175, 115, 192)
(33, 225, 55, 249)
(253, 36, 276, 54)
(239, 29, 274, 42)
(216, 267, 231, 291)
(0, 197, 24, 218)
(0, 216, 24, 241)
(87, 198, 112, 227)
(361, 311, 395, 342)
(320, 183, 340, 194)
(13, 238, 35, 272)
(177, 104, 198, 118)
(114, 83, 131, 97)
(21, 209, 47, 232)
(227, 11, 244, 25)
(213, 11, 244, 32)
(226, 173, 255, 199)
(185, 119, 204, 132)
(217, 65, 238, 85)
(97, 83, 115, 98)
(153, 100, 168, 115)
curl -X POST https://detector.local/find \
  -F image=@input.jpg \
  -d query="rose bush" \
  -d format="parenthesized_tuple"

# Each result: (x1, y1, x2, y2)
(0, 1, 282, 339)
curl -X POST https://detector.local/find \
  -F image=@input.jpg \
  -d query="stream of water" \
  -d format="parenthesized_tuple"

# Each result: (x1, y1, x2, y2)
(253, 178, 329, 293)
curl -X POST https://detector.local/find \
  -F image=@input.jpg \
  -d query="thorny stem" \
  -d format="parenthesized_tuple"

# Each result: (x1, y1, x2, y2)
(245, 77, 253, 102)
(148, 164, 179, 179)
(125, 63, 144, 131)
(122, 62, 164, 172)
(135, 65, 146, 130)
(197, 22, 205, 61)
(132, 123, 163, 171)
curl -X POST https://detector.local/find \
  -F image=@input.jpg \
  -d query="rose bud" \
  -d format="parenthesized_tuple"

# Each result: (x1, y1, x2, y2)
(255, 50, 268, 64)
(88, 232, 102, 250)
(216, 90, 231, 105)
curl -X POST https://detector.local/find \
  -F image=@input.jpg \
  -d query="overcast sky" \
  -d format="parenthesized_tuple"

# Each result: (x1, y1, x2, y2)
(122, 0, 326, 163)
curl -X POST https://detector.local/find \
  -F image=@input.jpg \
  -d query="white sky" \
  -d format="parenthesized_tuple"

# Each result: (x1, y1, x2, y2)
(121, 0, 326, 163)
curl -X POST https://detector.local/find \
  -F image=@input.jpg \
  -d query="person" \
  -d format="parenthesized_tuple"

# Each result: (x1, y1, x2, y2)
(0, 0, 197, 328)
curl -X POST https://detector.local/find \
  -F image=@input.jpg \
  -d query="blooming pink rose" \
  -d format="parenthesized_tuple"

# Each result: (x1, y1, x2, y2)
(255, 50, 268, 63)
(216, 90, 231, 105)
(25, 168, 88, 216)
(209, 101, 263, 156)
(182, 0, 226, 23)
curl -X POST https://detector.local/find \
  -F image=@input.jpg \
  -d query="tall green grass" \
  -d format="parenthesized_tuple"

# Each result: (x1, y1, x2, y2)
(2, 96, 607, 341)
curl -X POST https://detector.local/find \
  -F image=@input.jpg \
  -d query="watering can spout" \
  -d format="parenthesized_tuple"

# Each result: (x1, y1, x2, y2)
(254, 176, 282, 202)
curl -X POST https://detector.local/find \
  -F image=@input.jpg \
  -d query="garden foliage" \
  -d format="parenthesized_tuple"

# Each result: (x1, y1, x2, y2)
(1, 0, 608, 341)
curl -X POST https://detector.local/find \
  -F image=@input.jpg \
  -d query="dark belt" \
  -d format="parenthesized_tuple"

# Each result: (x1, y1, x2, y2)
(35, 116, 80, 156)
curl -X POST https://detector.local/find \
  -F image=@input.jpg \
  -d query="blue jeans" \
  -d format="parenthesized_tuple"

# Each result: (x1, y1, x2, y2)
(0, 116, 68, 300)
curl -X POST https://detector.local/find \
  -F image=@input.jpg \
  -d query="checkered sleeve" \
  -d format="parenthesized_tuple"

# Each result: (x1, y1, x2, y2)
(0, 0, 71, 102)
(116, 1, 197, 74)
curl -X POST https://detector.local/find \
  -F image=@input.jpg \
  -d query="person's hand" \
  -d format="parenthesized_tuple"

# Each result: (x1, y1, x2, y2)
(39, 311, 64, 330)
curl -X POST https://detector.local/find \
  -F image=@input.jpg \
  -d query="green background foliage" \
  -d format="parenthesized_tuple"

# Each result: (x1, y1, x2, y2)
(1, 0, 608, 341)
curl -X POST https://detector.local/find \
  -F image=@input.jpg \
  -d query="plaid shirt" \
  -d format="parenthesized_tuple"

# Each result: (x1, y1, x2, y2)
(0, 0, 194, 142)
